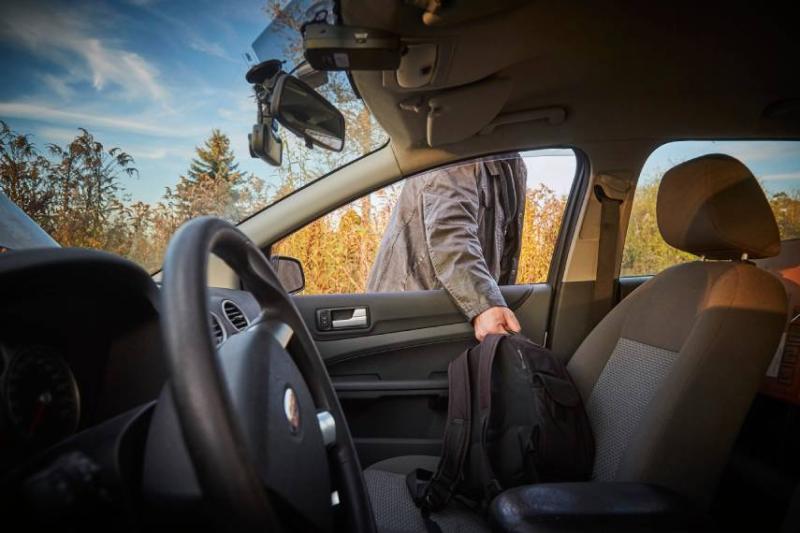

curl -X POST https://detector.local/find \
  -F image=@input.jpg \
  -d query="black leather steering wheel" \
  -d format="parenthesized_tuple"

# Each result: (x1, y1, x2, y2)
(158, 216, 375, 532)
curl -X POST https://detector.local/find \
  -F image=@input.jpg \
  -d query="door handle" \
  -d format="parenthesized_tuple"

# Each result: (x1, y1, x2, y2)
(331, 307, 368, 329)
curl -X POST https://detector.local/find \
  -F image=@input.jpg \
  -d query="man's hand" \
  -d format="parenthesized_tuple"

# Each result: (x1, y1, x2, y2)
(472, 306, 521, 342)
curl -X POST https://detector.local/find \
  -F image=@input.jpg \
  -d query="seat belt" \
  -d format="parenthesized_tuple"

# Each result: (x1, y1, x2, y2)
(591, 175, 629, 326)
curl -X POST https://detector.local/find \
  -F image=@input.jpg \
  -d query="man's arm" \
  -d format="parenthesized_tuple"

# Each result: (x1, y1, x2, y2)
(420, 165, 520, 340)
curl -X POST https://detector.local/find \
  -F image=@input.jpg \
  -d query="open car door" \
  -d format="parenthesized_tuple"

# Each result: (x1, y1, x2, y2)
(274, 150, 586, 466)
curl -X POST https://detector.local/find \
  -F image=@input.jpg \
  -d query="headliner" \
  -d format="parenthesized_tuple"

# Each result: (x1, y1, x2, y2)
(341, 1, 800, 178)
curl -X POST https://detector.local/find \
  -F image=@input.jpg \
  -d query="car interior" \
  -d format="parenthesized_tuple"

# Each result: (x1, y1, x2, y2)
(2, 1, 800, 532)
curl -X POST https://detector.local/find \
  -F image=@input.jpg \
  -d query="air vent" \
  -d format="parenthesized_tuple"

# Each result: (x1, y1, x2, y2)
(210, 313, 226, 346)
(222, 300, 249, 331)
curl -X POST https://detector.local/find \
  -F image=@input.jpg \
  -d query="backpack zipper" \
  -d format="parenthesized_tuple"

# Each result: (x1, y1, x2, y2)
(516, 348, 528, 373)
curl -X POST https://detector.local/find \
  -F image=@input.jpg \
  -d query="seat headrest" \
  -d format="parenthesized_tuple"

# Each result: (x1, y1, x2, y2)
(657, 154, 780, 260)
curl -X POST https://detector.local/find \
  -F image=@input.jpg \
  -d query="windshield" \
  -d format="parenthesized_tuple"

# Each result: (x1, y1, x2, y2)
(0, 0, 387, 272)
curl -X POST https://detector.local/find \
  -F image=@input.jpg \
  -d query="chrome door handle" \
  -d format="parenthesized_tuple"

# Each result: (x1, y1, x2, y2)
(331, 307, 368, 329)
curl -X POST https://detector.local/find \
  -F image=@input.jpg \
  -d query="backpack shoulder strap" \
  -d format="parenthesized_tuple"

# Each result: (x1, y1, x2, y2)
(477, 333, 506, 498)
(412, 348, 473, 510)
(478, 333, 505, 415)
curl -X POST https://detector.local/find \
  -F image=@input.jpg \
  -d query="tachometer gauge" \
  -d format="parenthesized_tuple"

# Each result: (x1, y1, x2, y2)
(4, 347, 80, 446)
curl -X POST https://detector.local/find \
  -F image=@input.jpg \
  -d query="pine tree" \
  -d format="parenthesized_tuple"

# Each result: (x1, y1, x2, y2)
(188, 129, 242, 184)
(165, 129, 245, 222)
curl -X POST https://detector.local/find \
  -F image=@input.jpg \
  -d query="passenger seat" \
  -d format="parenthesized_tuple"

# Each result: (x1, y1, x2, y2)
(365, 154, 788, 532)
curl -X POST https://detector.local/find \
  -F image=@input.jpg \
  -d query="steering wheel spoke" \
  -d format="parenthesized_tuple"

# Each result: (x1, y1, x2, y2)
(256, 317, 294, 348)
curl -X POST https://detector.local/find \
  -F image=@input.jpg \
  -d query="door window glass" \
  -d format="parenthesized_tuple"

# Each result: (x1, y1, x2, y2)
(272, 149, 577, 294)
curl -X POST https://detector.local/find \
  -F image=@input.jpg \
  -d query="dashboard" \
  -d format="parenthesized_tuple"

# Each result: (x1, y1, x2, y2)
(0, 344, 81, 455)
(0, 248, 264, 473)
(0, 249, 164, 471)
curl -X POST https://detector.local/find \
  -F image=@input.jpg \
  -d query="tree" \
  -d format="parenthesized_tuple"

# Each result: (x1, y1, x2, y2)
(164, 129, 247, 222)
(621, 179, 695, 276)
(769, 190, 800, 241)
(45, 128, 137, 250)
(260, 0, 388, 204)
(0, 121, 56, 229)
(1, 122, 273, 273)
(1, 122, 138, 252)
(517, 184, 567, 283)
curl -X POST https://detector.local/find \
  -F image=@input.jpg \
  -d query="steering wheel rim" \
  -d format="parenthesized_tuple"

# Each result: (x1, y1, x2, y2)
(159, 216, 375, 532)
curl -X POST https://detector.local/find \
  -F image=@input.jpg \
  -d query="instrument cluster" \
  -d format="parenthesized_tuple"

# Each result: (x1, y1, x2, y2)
(1, 344, 81, 452)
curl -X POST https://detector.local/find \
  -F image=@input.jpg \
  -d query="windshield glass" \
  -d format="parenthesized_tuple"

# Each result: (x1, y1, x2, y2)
(0, 0, 387, 272)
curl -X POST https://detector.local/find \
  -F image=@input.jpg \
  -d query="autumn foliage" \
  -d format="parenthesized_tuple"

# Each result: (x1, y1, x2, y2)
(622, 178, 800, 276)
(5, 118, 799, 294)
(272, 181, 569, 294)
(0, 122, 269, 272)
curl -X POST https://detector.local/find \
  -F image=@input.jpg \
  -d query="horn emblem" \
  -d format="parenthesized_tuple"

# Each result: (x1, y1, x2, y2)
(283, 387, 301, 434)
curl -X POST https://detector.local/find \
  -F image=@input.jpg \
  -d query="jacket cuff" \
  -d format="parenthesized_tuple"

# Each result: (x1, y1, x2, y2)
(461, 287, 508, 322)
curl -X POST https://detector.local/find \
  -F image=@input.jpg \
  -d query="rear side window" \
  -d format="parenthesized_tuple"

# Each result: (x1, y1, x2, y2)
(622, 141, 800, 277)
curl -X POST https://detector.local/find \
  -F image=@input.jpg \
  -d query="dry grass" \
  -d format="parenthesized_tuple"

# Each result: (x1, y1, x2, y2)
(273, 182, 567, 294)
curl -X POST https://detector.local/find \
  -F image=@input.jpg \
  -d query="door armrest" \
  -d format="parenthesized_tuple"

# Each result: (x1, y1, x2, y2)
(489, 482, 712, 532)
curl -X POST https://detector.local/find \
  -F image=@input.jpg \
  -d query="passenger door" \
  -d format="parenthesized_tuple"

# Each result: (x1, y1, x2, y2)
(274, 150, 584, 467)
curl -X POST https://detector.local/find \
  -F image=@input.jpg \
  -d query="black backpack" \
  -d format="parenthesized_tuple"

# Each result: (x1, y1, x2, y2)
(407, 333, 595, 513)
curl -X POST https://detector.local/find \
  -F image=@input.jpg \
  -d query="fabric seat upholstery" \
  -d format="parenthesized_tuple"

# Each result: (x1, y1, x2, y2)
(365, 154, 788, 531)
(364, 463, 488, 533)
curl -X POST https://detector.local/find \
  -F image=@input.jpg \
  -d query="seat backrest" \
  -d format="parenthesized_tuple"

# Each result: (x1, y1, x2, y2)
(567, 154, 788, 506)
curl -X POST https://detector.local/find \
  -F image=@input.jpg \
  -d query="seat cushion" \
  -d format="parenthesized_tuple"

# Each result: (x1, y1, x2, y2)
(366, 455, 489, 533)
(367, 455, 441, 475)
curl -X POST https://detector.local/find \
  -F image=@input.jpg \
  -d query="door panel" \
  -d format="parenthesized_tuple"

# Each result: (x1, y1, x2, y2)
(292, 284, 552, 466)
(294, 285, 544, 344)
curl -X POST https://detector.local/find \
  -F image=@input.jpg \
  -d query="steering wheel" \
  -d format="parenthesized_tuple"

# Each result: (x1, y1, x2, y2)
(157, 217, 375, 532)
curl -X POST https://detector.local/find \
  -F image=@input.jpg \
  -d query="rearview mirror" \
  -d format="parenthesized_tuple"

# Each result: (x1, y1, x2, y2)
(271, 74, 345, 152)
(271, 255, 305, 294)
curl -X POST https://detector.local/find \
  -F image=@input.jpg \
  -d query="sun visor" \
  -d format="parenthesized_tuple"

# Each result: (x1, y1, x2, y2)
(426, 78, 511, 147)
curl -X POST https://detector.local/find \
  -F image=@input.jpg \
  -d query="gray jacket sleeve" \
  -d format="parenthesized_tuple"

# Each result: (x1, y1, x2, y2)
(421, 165, 507, 320)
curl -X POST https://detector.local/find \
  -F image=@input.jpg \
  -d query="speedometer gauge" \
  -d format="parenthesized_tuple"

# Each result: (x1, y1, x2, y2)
(4, 347, 80, 446)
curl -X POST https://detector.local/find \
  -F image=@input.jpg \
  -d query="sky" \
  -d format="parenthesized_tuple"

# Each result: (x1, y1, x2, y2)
(520, 149, 576, 196)
(1, 0, 799, 214)
(0, 0, 279, 204)
(522, 141, 800, 199)
(640, 140, 800, 197)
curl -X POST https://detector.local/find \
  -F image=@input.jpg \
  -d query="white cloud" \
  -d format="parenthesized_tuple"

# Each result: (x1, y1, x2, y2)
(700, 141, 800, 163)
(37, 73, 74, 100)
(0, 101, 203, 138)
(126, 144, 187, 160)
(762, 171, 800, 182)
(217, 107, 236, 120)
(32, 124, 188, 162)
(189, 38, 235, 62)
(34, 125, 82, 144)
(0, 2, 169, 104)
